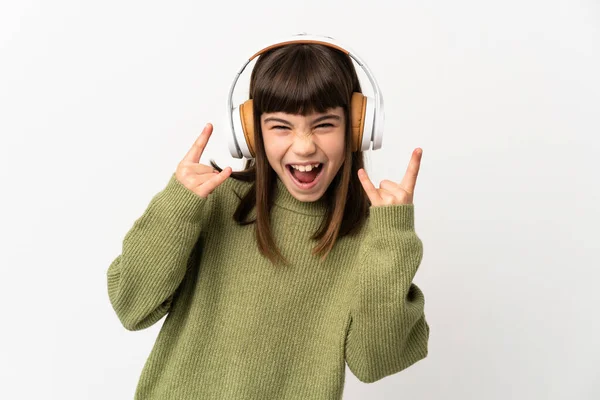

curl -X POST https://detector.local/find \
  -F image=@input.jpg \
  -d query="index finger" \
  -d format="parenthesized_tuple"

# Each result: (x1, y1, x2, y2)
(182, 123, 213, 164)
(399, 148, 422, 193)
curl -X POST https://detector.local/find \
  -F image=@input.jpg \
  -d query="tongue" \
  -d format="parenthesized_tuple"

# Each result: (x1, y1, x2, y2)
(293, 168, 319, 183)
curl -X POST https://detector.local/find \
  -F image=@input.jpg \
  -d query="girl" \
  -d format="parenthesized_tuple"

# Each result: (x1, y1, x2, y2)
(107, 38, 429, 399)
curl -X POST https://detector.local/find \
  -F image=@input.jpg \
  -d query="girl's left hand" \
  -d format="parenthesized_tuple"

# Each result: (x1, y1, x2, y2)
(358, 148, 422, 206)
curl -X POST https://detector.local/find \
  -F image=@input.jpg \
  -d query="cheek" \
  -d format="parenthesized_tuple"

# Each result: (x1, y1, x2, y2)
(262, 133, 288, 167)
(322, 131, 346, 164)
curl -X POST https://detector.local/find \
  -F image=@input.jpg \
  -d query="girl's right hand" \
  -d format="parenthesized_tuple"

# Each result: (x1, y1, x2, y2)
(175, 123, 232, 198)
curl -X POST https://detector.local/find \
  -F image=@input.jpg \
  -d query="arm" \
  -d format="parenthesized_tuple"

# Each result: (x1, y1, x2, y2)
(345, 204, 429, 383)
(106, 173, 209, 331)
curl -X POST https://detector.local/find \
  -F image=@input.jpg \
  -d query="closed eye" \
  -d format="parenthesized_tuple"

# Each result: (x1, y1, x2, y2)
(271, 123, 334, 130)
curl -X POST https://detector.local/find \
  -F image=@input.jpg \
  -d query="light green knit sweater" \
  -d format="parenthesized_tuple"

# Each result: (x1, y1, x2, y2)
(107, 172, 429, 399)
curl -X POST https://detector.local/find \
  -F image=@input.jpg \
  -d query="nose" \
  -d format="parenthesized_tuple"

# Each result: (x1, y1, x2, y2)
(291, 131, 317, 156)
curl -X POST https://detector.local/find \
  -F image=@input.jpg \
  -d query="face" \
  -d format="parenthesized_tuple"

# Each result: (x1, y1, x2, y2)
(260, 106, 346, 202)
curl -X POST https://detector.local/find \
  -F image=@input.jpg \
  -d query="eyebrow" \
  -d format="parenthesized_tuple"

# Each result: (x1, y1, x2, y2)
(264, 114, 341, 125)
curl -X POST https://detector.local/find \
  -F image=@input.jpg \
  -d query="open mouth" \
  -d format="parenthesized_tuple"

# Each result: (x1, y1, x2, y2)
(286, 163, 324, 190)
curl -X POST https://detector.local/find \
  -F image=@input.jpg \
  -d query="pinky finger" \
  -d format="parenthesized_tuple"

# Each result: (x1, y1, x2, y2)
(358, 168, 381, 203)
(195, 167, 232, 198)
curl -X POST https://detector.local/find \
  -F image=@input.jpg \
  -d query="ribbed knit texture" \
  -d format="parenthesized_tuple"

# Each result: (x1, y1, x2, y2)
(107, 173, 429, 399)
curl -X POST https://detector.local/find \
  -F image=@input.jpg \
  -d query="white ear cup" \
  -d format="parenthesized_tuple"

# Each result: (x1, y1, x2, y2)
(372, 93, 384, 150)
(360, 96, 375, 151)
(228, 105, 253, 159)
(227, 108, 241, 159)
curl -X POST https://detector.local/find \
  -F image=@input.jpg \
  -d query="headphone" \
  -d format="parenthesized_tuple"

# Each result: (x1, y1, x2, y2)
(226, 33, 384, 159)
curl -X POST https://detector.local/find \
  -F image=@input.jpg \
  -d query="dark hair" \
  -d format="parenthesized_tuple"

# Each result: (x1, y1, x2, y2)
(212, 43, 370, 266)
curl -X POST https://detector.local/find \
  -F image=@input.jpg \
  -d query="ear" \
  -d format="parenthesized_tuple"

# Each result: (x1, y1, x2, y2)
(350, 92, 367, 152)
(239, 99, 255, 157)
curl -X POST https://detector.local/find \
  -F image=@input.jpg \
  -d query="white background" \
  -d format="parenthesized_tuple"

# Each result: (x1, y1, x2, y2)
(1, 0, 598, 399)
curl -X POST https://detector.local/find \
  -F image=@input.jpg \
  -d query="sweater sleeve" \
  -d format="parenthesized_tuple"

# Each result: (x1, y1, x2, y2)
(345, 204, 429, 383)
(106, 173, 209, 331)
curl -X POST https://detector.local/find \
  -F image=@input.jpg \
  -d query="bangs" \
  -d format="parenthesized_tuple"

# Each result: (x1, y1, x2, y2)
(250, 44, 355, 116)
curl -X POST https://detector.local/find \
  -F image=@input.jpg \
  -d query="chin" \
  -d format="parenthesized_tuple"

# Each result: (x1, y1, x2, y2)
(290, 189, 325, 202)
(282, 176, 327, 203)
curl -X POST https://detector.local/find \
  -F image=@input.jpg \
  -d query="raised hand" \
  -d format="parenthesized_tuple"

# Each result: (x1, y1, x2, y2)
(358, 148, 422, 206)
(175, 123, 232, 198)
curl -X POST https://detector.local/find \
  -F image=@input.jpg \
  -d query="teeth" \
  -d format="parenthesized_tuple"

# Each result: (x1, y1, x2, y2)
(291, 163, 320, 172)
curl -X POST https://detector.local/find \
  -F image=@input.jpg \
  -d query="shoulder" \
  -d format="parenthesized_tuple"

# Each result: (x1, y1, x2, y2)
(200, 175, 254, 221)
(161, 172, 251, 203)
(159, 172, 253, 219)
(212, 175, 254, 202)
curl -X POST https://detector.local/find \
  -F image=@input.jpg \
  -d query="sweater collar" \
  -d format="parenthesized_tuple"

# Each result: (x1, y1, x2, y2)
(273, 176, 328, 216)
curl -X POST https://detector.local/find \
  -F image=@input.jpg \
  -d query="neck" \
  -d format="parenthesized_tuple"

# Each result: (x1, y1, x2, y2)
(273, 176, 328, 216)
